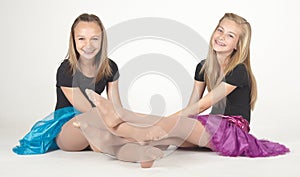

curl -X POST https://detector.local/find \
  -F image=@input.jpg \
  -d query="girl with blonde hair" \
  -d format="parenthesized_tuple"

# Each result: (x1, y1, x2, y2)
(87, 13, 289, 158)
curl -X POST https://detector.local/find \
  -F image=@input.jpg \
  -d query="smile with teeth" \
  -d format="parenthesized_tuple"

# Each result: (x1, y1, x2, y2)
(215, 40, 226, 46)
(83, 49, 96, 54)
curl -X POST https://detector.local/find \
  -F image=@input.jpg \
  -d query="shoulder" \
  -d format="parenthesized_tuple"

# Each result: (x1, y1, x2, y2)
(200, 59, 206, 65)
(57, 59, 71, 71)
(108, 58, 118, 68)
(56, 59, 74, 85)
(198, 59, 206, 67)
(108, 58, 119, 73)
(60, 59, 70, 66)
(233, 63, 247, 72)
(195, 59, 206, 73)
(196, 59, 206, 71)
(56, 59, 73, 79)
(194, 59, 206, 81)
(106, 58, 120, 82)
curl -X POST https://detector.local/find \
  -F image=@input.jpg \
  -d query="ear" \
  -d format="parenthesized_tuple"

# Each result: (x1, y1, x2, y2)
(234, 44, 238, 50)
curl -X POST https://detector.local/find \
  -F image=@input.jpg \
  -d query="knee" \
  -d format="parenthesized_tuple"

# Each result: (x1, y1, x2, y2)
(55, 123, 89, 151)
(56, 135, 88, 151)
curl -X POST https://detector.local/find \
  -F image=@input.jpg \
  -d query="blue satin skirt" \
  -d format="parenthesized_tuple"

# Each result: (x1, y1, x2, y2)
(12, 107, 81, 155)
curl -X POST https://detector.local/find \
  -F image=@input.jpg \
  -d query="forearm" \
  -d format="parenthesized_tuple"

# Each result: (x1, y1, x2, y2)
(73, 95, 93, 112)
(187, 81, 206, 106)
(169, 82, 237, 118)
(62, 87, 93, 113)
(168, 101, 204, 118)
(120, 109, 164, 126)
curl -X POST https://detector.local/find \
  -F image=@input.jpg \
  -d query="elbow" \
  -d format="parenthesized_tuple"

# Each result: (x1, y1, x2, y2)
(197, 101, 210, 114)
(198, 105, 206, 114)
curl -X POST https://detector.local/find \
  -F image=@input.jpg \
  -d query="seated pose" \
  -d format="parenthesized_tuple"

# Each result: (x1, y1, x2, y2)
(12, 13, 169, 168)
(13, 13, 289, 168)
(84, 13, 290, 158)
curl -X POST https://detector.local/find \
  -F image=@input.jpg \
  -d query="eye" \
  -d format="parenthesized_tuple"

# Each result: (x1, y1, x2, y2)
(78, 37, 85, 40)
(228, 34, 234, 38)
(92, 37, 99, 40)
(216, 28, 223, 33)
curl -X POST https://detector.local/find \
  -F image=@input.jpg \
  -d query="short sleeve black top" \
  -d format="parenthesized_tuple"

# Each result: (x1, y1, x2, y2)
(194, 60, 251, 122)
(55, 59, 120, 110)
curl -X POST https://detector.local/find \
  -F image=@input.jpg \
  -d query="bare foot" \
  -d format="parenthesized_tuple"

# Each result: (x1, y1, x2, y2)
(140, 160, 154, 168)
(85, 89, 123, 128)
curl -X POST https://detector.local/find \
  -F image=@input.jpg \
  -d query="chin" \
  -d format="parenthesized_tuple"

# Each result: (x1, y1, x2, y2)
(82, 54, 97, 60)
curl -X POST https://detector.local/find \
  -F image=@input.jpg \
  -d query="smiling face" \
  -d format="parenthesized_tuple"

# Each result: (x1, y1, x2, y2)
(74, 21, 102, 61)
(212, 18, 241, 57)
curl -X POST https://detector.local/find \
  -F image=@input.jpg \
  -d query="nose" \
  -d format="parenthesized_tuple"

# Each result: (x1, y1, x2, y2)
(85, 40, 92, 46)
(219, 34, 225, 41)
(84, 40, 93, 49)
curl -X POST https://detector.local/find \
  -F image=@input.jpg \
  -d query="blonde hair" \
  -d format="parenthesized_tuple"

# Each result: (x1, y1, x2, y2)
(66, 13, 112, 82)
(201, 13, 257, 110)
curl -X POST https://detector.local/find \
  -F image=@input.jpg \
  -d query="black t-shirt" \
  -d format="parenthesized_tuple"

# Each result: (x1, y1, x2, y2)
(194, 60, 251, 122)
(55, 59, 120, 110)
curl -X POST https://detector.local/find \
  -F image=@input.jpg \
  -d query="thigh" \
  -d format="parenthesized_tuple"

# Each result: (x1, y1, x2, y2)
(56, 116, 89, 151)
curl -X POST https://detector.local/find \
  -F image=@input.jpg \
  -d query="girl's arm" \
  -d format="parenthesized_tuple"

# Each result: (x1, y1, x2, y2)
(119, 80, 206, 126)
(61, 86, 93, 113)
(107, 80, 123, 114)
(106, 80, 165, 127)
(169, 82, 237, 118)
(105, 80, 126, 127)
(97, 81, 165, 141)
(187, 81, 206, 107)
(94, 82, 237, 142)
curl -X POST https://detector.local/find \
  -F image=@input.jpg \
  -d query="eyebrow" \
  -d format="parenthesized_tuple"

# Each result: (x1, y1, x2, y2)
(75, 35, 101, 38)
(218, 25, 237, 36)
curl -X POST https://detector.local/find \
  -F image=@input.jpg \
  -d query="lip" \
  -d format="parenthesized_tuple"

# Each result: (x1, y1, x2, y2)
(83, 49, 96, 54)
(215, 39, 226, 47)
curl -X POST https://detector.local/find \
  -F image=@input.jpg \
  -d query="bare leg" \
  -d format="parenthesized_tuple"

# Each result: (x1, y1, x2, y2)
(56, 117, 89, 151)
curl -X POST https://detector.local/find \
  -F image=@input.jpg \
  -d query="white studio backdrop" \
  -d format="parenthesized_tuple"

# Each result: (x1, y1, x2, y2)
(0, 0, 299, 140)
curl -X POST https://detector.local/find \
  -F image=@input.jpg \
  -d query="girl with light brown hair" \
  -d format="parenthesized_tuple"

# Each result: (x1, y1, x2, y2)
(87, 13, 289, 158)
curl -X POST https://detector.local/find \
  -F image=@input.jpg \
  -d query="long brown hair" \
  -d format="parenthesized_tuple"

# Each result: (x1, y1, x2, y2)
(66, 13, 112, 82)
(201, 13, 257, 110)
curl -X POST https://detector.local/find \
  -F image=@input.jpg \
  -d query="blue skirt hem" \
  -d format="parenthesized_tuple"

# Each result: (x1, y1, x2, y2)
(12, 107, 81, 155)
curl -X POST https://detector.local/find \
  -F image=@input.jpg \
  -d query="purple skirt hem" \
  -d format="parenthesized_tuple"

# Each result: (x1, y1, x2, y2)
(192, 114, 290, 157)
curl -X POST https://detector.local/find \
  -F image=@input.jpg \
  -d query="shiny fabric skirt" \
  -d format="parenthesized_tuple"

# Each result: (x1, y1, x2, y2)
(190, 114, 290, 157)
(12, 107, 167, 162)
(12, 107, 81, 155)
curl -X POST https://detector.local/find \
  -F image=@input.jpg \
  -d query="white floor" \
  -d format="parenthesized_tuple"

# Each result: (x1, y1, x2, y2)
(1, 120, 299, 177)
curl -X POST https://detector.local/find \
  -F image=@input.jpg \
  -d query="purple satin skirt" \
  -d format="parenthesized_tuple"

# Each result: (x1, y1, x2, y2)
(190, 114, 290, 157)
